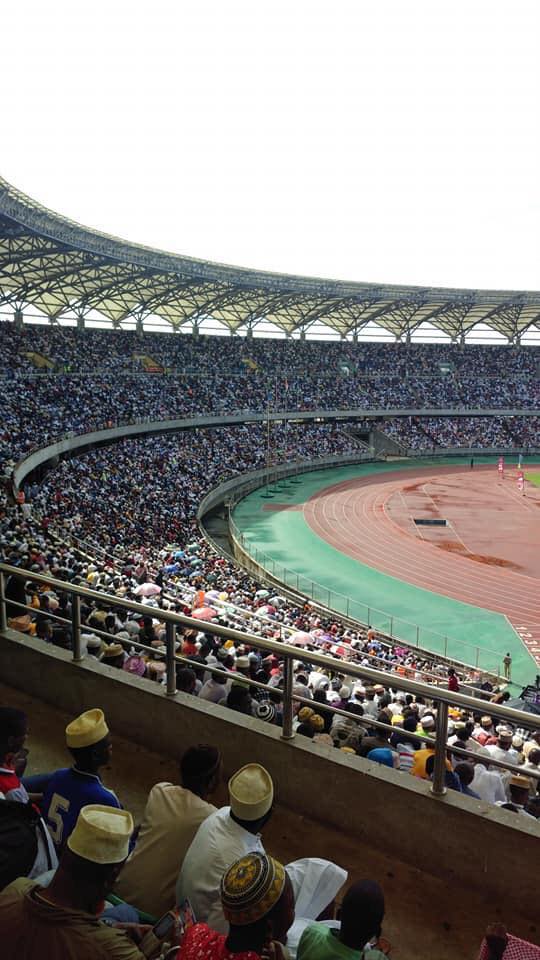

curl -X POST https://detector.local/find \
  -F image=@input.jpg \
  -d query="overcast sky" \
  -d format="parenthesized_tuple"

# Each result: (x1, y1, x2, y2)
(3, 1, 540, 292)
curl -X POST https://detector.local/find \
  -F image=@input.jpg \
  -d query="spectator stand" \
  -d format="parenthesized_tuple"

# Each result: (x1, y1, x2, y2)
(1, 561, 538, 802)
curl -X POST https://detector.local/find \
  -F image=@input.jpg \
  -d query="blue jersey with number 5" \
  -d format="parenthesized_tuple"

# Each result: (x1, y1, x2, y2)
(42, 767, 121, 851)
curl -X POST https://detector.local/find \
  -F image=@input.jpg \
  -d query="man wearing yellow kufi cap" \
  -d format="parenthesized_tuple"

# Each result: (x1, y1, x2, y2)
(0, 805, 145, 959)
(41, 709, 122, 854)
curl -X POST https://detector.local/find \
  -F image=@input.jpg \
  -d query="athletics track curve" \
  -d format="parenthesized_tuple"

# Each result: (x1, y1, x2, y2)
(303, 464, 540, 668)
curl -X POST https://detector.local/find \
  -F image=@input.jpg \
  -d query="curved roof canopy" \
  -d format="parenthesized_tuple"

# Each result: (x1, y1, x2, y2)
(1, 175, 539, 341)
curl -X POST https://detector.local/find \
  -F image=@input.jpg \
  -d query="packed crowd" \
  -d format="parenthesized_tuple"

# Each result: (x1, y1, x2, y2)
(26, 425, 358, 552)
(2, 321, 538, 376)
(1, 371, 539, 480)
(1, 415, 494, 696)
(382, 415, 540, 451)
(1, 323, 538, 488)
(2, 369, 538, 463)
(3, 547, 539, 794)
(0, 699, 538, 959)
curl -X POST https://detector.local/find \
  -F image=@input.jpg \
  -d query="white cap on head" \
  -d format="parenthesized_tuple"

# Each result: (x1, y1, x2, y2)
(67, 805, 133, 863)
(229, 764, 274, 821)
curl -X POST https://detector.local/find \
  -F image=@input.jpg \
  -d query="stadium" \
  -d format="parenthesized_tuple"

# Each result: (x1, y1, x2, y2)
(1, 173, 540, 959)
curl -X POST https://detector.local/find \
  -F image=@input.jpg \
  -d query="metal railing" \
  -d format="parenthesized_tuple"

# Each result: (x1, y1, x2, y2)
(1, 562, 538, 800)
(38, 521, 494, 697)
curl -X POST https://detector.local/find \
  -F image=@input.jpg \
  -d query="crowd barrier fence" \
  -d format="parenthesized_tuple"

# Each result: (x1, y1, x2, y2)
(1, 562, 538, 800)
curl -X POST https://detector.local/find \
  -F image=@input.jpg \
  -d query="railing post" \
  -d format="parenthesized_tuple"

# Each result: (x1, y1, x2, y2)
(346, 596, 350, 617)
(444, 636, 447, 658)
(165, 621, 177, 697)
(416, 624, 420, 647)
(0, 571, 8, 632)
(281, 656, 295, 741)
(71, 594, 83, 662)
(389, 616, 393, 638)
(475, 646, 480, 668)
(430, 701, 448, 797)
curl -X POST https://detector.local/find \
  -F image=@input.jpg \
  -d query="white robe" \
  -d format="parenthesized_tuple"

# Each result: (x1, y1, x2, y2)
(176, 806, 346, 954)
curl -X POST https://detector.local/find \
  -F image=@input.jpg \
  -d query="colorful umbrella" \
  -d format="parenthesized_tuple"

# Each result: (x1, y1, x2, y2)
(134, 582, 162, 597)
(290, 631, 312, 646)
(191, 606, 217, 621)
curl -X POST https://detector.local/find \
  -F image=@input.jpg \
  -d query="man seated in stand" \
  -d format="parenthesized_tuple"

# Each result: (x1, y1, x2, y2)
(0, 707, 58, 887)
(0, 707, 30, 803)
(496, 775, 536, 818)
(179, 852, 295, 960)
(176, 763, 346, 951)
(41, 709, 122, 853)
(297, 879, 389, 960)
(115, 745, 221, 918)
(0, 804, 147, 959)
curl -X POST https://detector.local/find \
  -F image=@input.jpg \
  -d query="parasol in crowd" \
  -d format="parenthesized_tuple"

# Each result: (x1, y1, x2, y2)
(290, 631, 312, 646)
(134, 582, 162, 597)
(191, 606, 217, 621)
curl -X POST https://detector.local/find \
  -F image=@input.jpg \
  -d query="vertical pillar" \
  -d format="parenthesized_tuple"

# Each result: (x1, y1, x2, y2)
(0, 571, 8, 632)
(281, 657, 295, 740)
(430, 701, 449, 797)
(14, 307, 23, 329)
(71, 594, 83, 661)
(165, 622, 177, 696)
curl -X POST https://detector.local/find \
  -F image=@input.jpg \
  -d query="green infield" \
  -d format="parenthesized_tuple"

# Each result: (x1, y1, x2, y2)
(233, 456, 538, 685)
(525, 471, 540, 487)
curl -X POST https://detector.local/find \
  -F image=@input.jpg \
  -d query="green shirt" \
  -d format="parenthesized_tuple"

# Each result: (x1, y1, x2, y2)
(0, 878, 144, 960)
(298, 923, 387, 960)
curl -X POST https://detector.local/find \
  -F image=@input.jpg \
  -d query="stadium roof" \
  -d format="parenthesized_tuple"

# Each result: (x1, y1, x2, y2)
(1, 174, 540, 341)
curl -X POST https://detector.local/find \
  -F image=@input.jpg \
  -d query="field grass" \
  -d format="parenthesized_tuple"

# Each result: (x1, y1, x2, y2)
(525, 471, 540, 487)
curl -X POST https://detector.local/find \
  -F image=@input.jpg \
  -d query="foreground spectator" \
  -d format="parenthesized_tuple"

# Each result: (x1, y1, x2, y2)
(478, 922, 540, 959)
(297, 879, 388, 960)
(0, 803, 145, 959)
(116, 745, 221, 918)
(42, 709, 121, 852)
(496, 775, 536, 818)
(179, 852, 294, 960)
(0, 707, 58, 889)
(0, 707, 30, 803)
(176, 763, 346, 940)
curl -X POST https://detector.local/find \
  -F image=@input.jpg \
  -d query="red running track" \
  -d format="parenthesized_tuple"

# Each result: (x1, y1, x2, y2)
(303, 464, 540, 665)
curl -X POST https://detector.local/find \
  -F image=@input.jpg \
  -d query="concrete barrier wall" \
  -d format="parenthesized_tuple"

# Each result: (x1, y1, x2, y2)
(1, 628, 538, 916)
